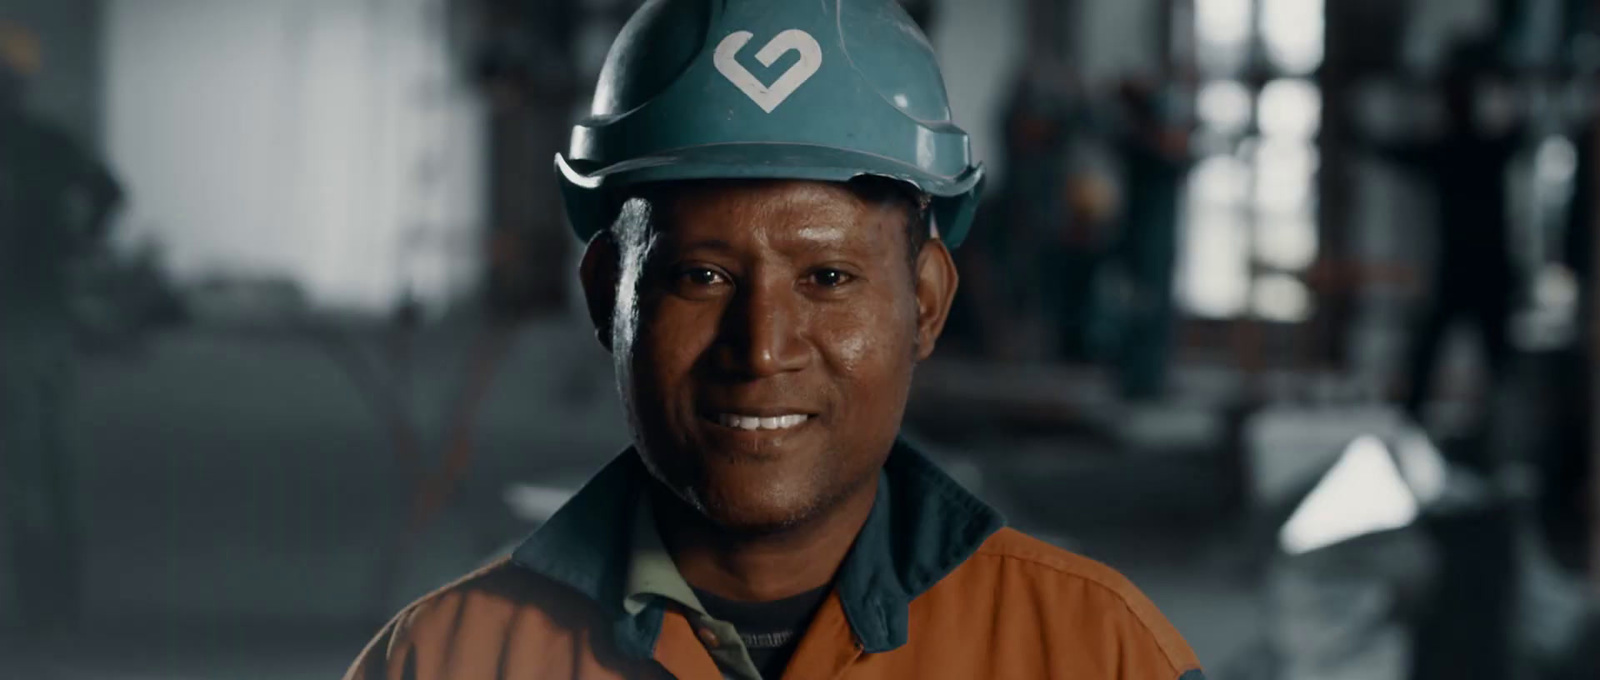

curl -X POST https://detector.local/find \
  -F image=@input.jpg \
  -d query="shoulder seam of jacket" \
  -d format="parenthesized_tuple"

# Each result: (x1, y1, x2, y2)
(971, 541, 1188, 676)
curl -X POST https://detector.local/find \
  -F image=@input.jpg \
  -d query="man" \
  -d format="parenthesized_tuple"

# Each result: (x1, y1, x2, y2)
(1111, 75, 1191, 401)
(347, 1, 1205, 678)
(1375, 42, 1520, 453)
(0, 21, 124, 636)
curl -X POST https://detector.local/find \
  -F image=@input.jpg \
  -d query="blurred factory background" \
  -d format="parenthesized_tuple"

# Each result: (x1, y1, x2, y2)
(2, 0, 1598, 677)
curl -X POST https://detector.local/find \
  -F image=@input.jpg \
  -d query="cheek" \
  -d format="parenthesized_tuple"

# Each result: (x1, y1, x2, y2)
(633, 296, 720, 388)
(818, 296, 918, 396)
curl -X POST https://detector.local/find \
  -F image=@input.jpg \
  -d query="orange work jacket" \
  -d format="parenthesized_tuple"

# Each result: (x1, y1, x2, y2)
(346, 441, 1206, 680)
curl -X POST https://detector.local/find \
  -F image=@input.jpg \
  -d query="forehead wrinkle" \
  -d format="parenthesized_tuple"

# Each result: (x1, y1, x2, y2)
(649, 180, 902, 260)
(758, 219, 881, 267)
(791, 224, 849, 246)
(763, 191, 883, 250)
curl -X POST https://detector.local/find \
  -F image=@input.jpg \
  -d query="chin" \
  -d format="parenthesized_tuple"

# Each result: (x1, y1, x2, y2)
(710, 503, 825, 536)
(692, 470, 825, 535)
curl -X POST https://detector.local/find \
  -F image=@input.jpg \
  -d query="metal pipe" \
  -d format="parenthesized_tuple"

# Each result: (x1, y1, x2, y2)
(1589, 68, 1600, 590)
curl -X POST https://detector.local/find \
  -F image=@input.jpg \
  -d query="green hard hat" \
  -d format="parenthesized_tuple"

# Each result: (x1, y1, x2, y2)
(555, 0, 986, 248)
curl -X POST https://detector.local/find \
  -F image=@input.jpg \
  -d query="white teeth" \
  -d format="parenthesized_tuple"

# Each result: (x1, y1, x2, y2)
(715, 413, 809, 431)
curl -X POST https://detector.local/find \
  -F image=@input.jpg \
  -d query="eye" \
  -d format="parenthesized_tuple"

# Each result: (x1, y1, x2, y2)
(680, 267, 727, 287)
(810, 268, 854, 288)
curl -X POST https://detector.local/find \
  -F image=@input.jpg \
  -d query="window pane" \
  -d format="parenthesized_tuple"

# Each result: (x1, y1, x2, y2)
(1196, 0, 1252, 73)
(1251, 273, 1314, 322)
(1178, 208, 1251, 318)
(1198, 80, 1253, 135)
(1258, 79, 1321, 140)
(1197, 0, 1252, 47)
(1252, 140, 1318, 214)
(1189, 154, 1251, 208)
(1535, 135, 1577, 185)
(1255, 213, 1318, 271)
(1261, 0, 1325, 75)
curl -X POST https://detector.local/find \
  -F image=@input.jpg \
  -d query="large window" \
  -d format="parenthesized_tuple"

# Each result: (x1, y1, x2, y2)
(1179, 0, 1325, 322)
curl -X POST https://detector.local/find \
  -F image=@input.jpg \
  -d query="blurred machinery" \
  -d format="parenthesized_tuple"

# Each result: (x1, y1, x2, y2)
(1237, 408, 1597, 680)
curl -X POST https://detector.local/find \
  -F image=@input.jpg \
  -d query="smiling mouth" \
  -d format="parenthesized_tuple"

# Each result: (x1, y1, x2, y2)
(705, 413, 815, 432)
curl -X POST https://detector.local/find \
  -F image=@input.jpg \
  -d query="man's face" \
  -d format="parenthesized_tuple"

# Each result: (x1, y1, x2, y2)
(583, 179, 957, 534)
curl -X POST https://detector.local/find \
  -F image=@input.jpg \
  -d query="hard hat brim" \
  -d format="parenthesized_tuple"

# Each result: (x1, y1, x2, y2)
(557, 143, 984, 248)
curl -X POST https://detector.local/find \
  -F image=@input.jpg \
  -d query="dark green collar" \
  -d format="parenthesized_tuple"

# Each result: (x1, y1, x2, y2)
(510, 438, 1004, 658)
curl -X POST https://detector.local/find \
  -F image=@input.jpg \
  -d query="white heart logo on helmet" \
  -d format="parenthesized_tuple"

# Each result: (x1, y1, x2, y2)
(713, 29, 823, 114)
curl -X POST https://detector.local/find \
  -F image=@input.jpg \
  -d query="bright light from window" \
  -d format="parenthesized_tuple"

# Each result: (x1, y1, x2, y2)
(1536, 135, 1578, 185)
(1261, 0, 1325, 74)
(1533, 263, 1579, 310)
(1255, 214, 1318, 270)
(1195, 0, 1252, 74)
(1279, 435, 1419, 555)
(1198, 80, 1253, 134)
(1253, 140, 1318, 213)
(1197, 0, 1252, 48)
(1258, 79, 1321, 139)
(1178, 208, 1251, 318)
(1251, 273, 1313, 322)
(1189, 155, 1250, 208)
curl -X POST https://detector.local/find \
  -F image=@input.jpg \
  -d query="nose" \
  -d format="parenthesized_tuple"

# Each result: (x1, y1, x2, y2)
(715, 279, 810, 379)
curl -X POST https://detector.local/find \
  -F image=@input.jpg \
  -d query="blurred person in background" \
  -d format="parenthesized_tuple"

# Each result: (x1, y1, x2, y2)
(0, 19, 124, 636)
(951, 62, 1113, 362)
(346, 1, 1206, 679)
(948, 63, 1082, 360)
(1373, 40, 1523, 458)
(1110, 74, 1193, 402)
(1058, 169, 1121, 361)
(0, 20, 125, 636)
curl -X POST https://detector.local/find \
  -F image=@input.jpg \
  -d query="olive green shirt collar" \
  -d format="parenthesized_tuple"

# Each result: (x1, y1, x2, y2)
(622, 492, 704, 617)
(624, 492, 763, 680)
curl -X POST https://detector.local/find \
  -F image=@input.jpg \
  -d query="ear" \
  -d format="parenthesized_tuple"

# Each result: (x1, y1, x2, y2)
(912, 238, 959, 361)
(579, 230, 620, 353)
